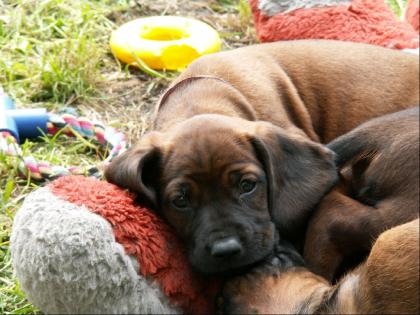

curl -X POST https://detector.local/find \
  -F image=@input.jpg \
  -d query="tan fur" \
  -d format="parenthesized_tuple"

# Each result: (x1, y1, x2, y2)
(357, 219, 420, 314)
(223, 267, 330, 314)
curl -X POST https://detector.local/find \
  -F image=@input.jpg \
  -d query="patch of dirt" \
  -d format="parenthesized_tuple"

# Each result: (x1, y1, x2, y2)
(81, 0, 257, 144)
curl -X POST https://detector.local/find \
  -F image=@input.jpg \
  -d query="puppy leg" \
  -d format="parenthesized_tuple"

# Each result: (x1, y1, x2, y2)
(305, 185, 418, 282)
(303, 221, 342, 282)
(304, 187, 372, 281)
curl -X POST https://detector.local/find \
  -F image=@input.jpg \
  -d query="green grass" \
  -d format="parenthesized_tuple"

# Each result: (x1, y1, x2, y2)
(0, 1, 134, 313)
(0, 0, 129, 109)
(385, 0, 409, 18)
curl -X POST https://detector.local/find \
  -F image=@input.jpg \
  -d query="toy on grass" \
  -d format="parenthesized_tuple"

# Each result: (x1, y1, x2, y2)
(0, 90, 48, 143)
(110, 16, 221, 71)
(0, 87, 127, 181)
(249, 0, 419, 50)
(11, 175, 220, 314)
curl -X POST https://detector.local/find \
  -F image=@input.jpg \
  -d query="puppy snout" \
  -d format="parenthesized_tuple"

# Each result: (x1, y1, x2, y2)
(210, 237, 243, 258)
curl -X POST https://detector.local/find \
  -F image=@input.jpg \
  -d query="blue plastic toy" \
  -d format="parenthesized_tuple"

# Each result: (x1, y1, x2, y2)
(0, 86, 128, 181)
(0, 88, 48, 143)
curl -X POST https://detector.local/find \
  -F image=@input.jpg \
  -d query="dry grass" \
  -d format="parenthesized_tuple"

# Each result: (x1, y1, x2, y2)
(89, 0, 257, 142)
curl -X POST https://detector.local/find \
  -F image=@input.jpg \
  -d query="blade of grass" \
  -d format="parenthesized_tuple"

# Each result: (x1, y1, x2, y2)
(127, 48, 171, 79)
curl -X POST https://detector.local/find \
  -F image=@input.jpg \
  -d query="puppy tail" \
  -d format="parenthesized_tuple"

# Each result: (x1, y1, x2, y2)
(327, 131, 377, 168)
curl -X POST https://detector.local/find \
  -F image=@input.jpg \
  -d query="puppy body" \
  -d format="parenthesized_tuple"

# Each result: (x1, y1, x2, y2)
(106, 40, 419, 274)
(155, 40, 419, 142)
(304, 107, 420, 281)
(221, 219, 420, 314)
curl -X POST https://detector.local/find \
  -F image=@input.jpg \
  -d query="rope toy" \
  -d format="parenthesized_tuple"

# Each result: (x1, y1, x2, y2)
(0, 92, 127, 181)
(0, 114, 127, 181)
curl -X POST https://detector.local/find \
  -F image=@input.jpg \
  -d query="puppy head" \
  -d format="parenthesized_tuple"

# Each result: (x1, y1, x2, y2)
(105, 115, 337, 274)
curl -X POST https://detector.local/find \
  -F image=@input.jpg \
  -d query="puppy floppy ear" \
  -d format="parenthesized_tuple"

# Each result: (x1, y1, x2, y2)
(250, 122, 338, 238)
(104, 132, 163, 209)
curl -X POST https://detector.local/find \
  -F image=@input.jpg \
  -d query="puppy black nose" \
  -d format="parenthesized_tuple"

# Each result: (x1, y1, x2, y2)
(210, 237, 243, 258)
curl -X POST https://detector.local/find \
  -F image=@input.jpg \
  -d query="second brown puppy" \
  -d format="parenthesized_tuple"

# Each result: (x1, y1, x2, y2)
(106, 40, 419, 274)
(304, 107, 420, 281)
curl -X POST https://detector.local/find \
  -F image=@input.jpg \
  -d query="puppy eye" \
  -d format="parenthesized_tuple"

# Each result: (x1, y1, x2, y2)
(240, 179, 257, 194)
(172, 195, 188, 209)
(172, 192, 189, 209)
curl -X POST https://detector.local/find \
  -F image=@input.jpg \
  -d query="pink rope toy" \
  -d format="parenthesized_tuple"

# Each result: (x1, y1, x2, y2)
(0, 108, 127, 181)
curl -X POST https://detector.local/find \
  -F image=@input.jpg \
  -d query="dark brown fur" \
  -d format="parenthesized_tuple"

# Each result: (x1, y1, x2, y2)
(105, 40, 419, 274)
(220, 219, 419, 314)
(304, 107, 420, 281)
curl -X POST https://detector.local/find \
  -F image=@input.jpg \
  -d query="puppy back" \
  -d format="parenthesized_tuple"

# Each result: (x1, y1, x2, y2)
(327, 107, 419, 167)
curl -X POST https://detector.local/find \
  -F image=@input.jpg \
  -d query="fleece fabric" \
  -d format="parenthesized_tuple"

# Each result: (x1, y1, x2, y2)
(250, 0, 419, 49)
(11, 176, 219, 314)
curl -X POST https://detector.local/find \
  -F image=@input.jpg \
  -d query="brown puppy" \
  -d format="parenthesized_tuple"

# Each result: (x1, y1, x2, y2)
(304, 107, 420, 281)
(220, 219, 419, 314)
(105, 40, 419, 274)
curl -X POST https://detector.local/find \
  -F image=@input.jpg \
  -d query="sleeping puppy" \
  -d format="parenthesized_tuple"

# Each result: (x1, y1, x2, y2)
(105, 40, 419, 274)
(304, 107, 420, 281)
(220, 219, 419, 314)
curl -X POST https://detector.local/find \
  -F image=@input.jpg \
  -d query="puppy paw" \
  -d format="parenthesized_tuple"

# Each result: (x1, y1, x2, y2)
(217, 240, 304, 314)
(268, 239, 305, 268)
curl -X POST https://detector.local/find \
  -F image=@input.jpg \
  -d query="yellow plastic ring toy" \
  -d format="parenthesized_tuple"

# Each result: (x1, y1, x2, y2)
(110, 16, 221, 71)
